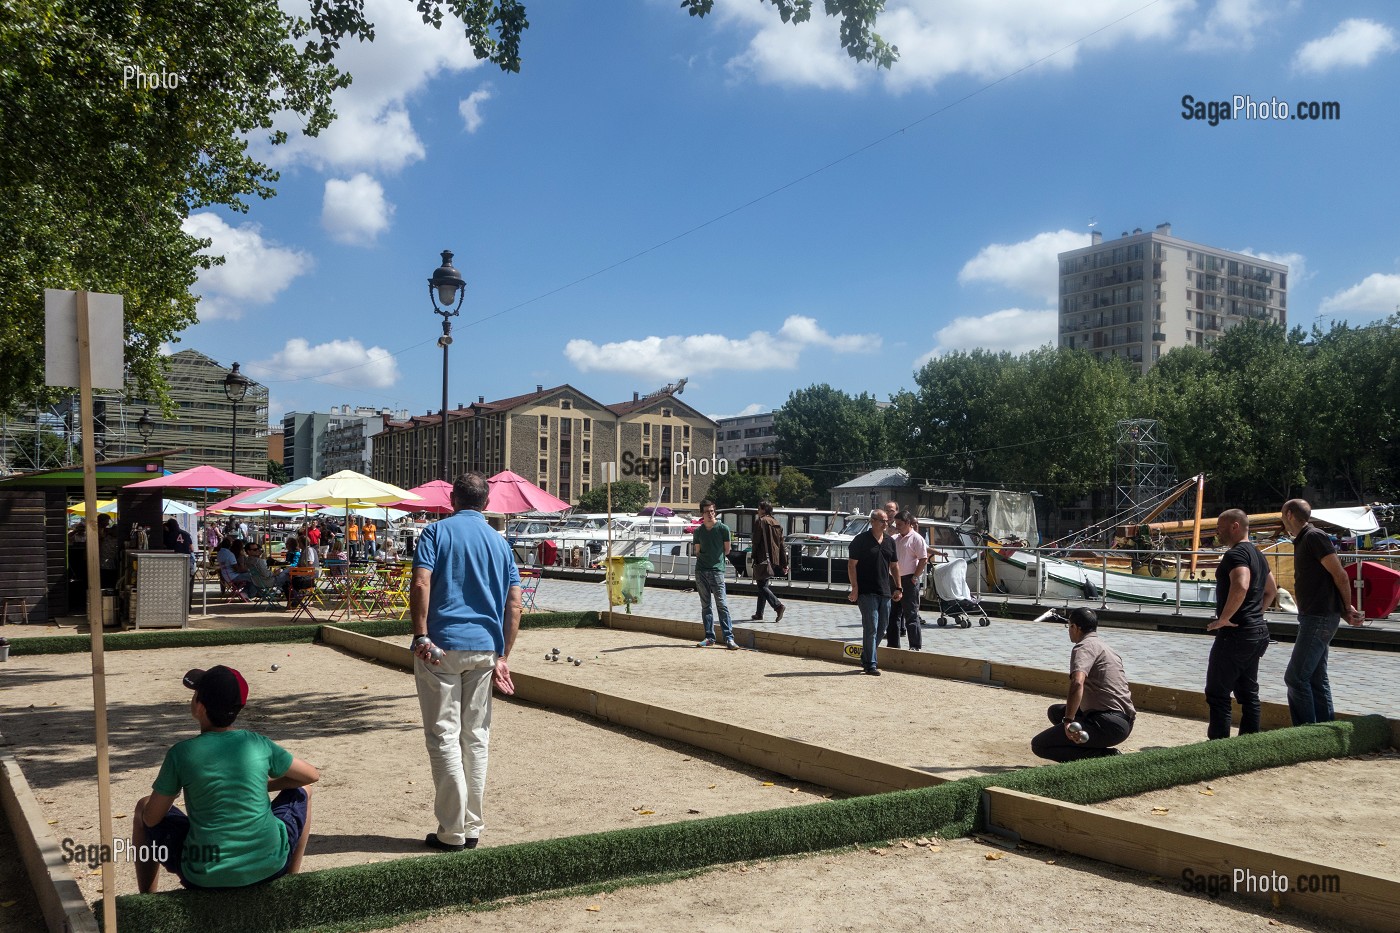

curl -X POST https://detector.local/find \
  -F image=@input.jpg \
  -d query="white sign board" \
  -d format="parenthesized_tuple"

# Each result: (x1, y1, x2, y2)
(600, 461, 619, 484)
(44, 289, 125, 389)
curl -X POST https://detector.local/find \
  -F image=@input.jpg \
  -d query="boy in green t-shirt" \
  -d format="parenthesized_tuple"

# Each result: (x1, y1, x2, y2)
(132, 665, 319, 892)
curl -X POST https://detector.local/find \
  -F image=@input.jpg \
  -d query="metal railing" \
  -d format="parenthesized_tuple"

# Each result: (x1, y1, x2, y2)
(517, 536, 1400, 620)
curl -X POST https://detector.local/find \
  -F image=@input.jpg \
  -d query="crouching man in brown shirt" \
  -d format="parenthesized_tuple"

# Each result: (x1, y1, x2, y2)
(1031, 608, 1137, 762)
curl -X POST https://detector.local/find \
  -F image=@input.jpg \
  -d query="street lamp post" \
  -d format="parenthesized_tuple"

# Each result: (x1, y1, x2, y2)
(428, 250, 466, 482)
(136, 408, 154, 452)
(223, 362, 250, 474)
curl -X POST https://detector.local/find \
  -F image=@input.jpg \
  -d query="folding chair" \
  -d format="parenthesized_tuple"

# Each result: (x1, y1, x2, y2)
(518, 567, 541, 611)
(287, 567, 318, 622)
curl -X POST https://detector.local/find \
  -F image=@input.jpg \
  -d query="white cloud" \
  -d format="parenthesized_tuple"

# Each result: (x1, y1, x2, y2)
(1293, 18, 1398, 74)
(459, 84, 494, 133)
(565, 315, 880, 379)
(1319, 274, 1400, 317)
(711, 0, 1191, 92)
(321, 174, 394, 245)
(916, 307, 1057, 364)
(959, 229, 1090, 303)
(182, 213, 311, 321)
(258, 0, 483, 172)
(707, 403, 765, 420)
(1186, 0, 1273, 51)
(250, 338, 400, 389)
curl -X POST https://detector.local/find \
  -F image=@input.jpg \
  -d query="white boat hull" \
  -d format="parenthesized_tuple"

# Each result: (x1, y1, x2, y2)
(991, 549, 1220, 608)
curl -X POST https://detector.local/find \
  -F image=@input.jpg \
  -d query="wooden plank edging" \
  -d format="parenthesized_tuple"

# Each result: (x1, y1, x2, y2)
(318, 624, 942, 796)
(983, 786, 1400, 932)
(0, 746, 100, 933)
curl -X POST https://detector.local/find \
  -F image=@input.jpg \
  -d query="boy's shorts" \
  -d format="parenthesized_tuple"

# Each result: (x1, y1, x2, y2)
(144, 787, 309, 888)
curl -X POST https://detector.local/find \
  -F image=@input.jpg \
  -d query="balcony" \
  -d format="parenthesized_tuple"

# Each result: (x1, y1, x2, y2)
(1151, 331, 1167, 342)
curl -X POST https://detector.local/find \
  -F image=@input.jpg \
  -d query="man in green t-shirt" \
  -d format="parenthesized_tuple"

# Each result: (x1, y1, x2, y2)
(132, 665, 319, 891)
(691, 499, 737, 649)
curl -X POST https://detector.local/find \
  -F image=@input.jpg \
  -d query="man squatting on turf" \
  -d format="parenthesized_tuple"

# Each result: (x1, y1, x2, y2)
(1031, 608, 1137, 761)
(412, 472, 521, 852)
(133, 665, 319, 892)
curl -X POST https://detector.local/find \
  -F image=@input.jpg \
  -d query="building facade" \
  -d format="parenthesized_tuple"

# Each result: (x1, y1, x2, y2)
(371, 384, 718, 508)
(714, 411, 779, 469)
(93, 349, 269, 478)
(1058, 223, 1288, 372)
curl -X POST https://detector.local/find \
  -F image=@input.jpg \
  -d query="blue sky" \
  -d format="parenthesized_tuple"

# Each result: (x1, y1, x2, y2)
(177, 0, 1400, 426)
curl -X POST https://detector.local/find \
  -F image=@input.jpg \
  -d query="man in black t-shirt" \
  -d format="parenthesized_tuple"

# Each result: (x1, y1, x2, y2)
(847, 510, 902, 676)
(1204, 509, 1278, 739)
(1281, 498, 1364, 725)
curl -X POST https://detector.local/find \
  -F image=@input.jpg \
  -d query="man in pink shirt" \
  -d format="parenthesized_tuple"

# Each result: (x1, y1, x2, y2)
(887, 511, 929, 650)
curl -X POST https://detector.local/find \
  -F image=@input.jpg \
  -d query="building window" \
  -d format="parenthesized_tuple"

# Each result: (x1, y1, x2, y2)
(583, 417, 591, 433)
(560, 399, 572, 410)
(661, 408, 671, 418)
(643, 422, 651, 437)
(581, 482, 590, 494)
(582, 461, 590, 476)
(683, 425, 690, 440)
(539, 458, 548, 475)
(539, 435, 548, 452)
(583, 439, 591, 455)
(539, 414, 548, 430)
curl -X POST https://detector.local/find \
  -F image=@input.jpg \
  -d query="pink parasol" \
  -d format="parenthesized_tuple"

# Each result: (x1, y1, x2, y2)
(487, 470, 571, 515)
(128, 465, 276, 615)
(387, 479, 455, 515)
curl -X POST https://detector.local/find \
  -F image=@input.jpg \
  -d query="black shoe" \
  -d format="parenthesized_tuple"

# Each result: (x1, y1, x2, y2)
(863, 667, 881, 676)
(775, 605, 785, 623)
(750, 614, 764, 621)
(425, 833, 473, 852)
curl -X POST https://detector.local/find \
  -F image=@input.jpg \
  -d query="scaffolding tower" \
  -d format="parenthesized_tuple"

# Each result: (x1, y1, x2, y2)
(1113, 419, 1185, 526)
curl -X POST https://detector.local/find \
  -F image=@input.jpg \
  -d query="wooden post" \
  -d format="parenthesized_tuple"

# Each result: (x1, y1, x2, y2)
(76, 292, 117, 933)
(1188, 473, 1206, 579)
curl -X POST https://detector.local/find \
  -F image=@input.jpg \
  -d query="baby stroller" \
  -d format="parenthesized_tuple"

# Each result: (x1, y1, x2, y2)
(930, 558, 991, 628)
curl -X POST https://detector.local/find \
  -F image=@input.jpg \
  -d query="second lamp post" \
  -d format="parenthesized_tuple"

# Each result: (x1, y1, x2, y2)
(223, 362, 250, 474)
(429, 250, 466, 482)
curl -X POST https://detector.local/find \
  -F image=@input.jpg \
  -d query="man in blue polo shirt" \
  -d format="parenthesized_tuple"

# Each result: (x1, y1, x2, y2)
(411, 472, 522, 852)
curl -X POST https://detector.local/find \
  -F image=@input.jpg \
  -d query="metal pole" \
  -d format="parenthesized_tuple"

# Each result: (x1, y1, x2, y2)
(1174, 553, 1182, 615)
(1100, 553, 1109, 610)
(440, 320, 451, 482)
(230, 399, 238, 473)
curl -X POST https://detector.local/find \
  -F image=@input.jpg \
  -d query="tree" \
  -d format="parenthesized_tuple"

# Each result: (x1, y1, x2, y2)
(574, 480, 650, 513)
(705, 470, 776, 509)
(774, 385, 888, 499)
(0, 1, 895, 409)
(774, 466, 815, 507)
(267, 459, 289, 485)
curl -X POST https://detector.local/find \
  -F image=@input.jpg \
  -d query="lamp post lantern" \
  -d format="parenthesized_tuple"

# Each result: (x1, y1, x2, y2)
(428, 250, 466, 482)
(136, 408, 154, 453)
(223, 362, 250, 473)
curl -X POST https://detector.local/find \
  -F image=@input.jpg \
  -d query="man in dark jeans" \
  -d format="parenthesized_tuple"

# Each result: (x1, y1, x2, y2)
(1204, 509, 1278, 739)
(1281, 498, 1365, 724)
(1031, 608, 1136, 761)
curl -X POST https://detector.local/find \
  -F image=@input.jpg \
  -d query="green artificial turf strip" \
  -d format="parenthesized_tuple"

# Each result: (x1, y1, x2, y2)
(115, 781, 983, 932)
(9, 625, 321, 656)
(970, 716, 1390, 807)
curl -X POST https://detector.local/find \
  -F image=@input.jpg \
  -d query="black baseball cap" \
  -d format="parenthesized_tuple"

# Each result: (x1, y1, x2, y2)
(183, 666, 248, 726)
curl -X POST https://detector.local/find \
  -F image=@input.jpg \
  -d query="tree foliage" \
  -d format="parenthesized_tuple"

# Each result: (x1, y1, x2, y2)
(773, 385, 888, 499)
(0, 1, 893, 410)
(574, 480, 650, 513)
(704, 470, 776, 509)
(774, 465, 815, 507)
(891, 347, 1132, 508)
